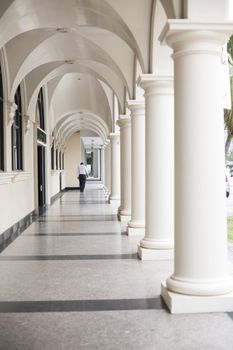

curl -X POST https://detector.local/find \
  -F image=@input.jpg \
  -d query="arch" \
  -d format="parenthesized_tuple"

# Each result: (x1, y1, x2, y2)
(64, 123, 106, 146)
(150, 0, 173, 75)
(54, 111, 109, 144)
(159, 0, 184, 19)
(0, 47, 11, 101)
(48, 74, 112, 133)
(26, 61, 125, 120)
(0, 0, 149, 72)
(9, 31, 130, 101)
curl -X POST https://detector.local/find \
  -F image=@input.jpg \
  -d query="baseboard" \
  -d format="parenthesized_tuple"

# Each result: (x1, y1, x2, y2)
(64, 187, 80, 191)
(50, 190, 65, 204)
(0, 210, 36, 253)
(0, 190, 66, 253)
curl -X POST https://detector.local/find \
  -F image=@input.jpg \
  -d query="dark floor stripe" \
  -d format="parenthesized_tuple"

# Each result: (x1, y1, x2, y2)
(0, 253, 137, 261)
(58, 199, 107, 201)
(0, 297, 165, 313)
(36, 218, 117, 222)
(41, 215, 117, 218)
(228, 312, 233, 321)
(23, 232, 126, 236)
(60, 202, 108, 205)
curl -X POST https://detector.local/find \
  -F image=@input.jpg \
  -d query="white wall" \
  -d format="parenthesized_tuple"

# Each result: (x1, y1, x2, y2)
(0, 176, 34, 234)
(0, 119, 35, 234)
(50, 170, 60, 198)
(64, 132, 81, 187)
(61, 171, 66, 190)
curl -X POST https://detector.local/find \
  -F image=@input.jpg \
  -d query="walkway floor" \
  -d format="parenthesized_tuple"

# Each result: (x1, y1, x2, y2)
(0, 186, 233, 350)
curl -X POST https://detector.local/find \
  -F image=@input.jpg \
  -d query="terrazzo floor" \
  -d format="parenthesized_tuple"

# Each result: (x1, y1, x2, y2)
(0, 185, 233, 350)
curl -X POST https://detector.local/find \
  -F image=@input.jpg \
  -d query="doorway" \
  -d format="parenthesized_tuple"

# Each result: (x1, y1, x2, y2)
(37, 145, 46, 213)
(85, 149, 101, 180)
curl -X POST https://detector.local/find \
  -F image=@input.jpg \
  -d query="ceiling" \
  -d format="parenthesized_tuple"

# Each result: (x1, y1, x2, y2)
(0, 0, 183, 147)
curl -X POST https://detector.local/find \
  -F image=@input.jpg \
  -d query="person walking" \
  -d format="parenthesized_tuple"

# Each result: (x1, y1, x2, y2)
(77, 162, 88, 192)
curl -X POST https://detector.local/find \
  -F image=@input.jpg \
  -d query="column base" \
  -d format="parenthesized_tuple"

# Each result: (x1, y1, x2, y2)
(161, 282, 233, 314)
(109, 197, 120, 204)
(103, 186, 109, 192)
(127, 220, 145, 236)
(140, 237, 174, 250)
(166, 274, 233, 296)
(118, 214, 131, 223)
(137, 244, 174, 260)
(127, 226, 145, 236)
(117, 209, 131, 222)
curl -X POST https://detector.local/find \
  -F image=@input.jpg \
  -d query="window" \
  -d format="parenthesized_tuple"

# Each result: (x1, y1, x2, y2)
(0, 65, 4, 170)
(36, 88, 45, 130)
(12, 85, 22, 170)
(36, 87, 46, 144)
(51, 142, 54, 170)
(62, 153, 64, 170)
(59, 151, 61, 170)
(56, 149, 58, 170)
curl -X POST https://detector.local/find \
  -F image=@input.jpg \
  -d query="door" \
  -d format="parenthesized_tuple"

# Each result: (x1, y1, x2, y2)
(37, 145, 46, 212)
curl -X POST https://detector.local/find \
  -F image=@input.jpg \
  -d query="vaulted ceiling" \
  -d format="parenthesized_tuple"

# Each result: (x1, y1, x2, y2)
(0, 0, 183, 146)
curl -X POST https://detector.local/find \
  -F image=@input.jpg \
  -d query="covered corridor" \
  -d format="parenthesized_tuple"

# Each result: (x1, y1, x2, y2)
(0, 185, 233, 350)
(1, 1, 233, 346)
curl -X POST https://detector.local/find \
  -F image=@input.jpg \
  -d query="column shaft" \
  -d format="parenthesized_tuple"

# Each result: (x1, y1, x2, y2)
(117, 115, 131, 221)
(109, 133, 120, 202)
(104, 140, 111, 196)
(127, 101, 145, 235)
(137, 76, 174, 260)
(160, 23, 233, 313)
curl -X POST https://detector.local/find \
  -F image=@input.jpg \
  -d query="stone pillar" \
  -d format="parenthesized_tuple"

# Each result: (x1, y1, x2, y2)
(109, 133, 120, 203)
(137, 76, 174, 260)
(101, 146, 105, 186)
(103, 139, 111, 197)
(105, 139, 111, 197)
(117, 115, 131, 222)
(93, 149, 99, 178)
(127, 101, 145, 236)
(160, 22, 233, 313)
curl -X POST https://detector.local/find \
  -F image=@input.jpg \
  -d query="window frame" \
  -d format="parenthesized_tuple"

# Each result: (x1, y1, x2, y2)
(36, 88, 45, 131)
(0, 64, 4, 171)
(12, 85, 23, 171)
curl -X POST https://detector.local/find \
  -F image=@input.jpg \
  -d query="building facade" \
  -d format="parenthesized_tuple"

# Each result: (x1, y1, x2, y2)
(0, 0, 233, 317)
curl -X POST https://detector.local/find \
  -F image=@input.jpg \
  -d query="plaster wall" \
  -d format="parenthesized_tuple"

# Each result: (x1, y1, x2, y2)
(64, 132, 81, 188)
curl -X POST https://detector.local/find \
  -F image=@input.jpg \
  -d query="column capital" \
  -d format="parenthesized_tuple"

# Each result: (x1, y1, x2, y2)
(23, 115, 30, 135)
(116, 114, 131, 129)
(7, 101, 17, 126)
(109, 132, 120, 141)
(50, 135, 54, 147)
(127, 100, 145, 114)
(103, 139, 110, 149)
(137, 75, 174, 96)
(159, 20, 233, 54)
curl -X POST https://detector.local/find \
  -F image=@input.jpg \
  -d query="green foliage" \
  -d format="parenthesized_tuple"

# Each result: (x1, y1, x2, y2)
(227, 216, 233, 242)
(228, 36, 233, 64)
(227, 150, 233, 161)
(224, 75, 233, 134)
(224, 36, 233, 157)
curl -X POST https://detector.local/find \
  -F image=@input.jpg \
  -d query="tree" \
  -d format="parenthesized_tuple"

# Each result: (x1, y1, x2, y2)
(224, 36, 233, 158)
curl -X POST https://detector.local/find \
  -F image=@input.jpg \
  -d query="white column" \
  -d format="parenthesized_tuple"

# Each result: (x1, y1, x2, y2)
(100, 145, 106, 190)
(109, 133, 120, 203)
(93, 149, 99, 178)
(127, 101, 145, 236)
(160, 22, 233, 313)
(103, 139, 111, 196)
(117, 115, 131, 222)
(137, 76, 174, 260)
(107, 140, 111, 196)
